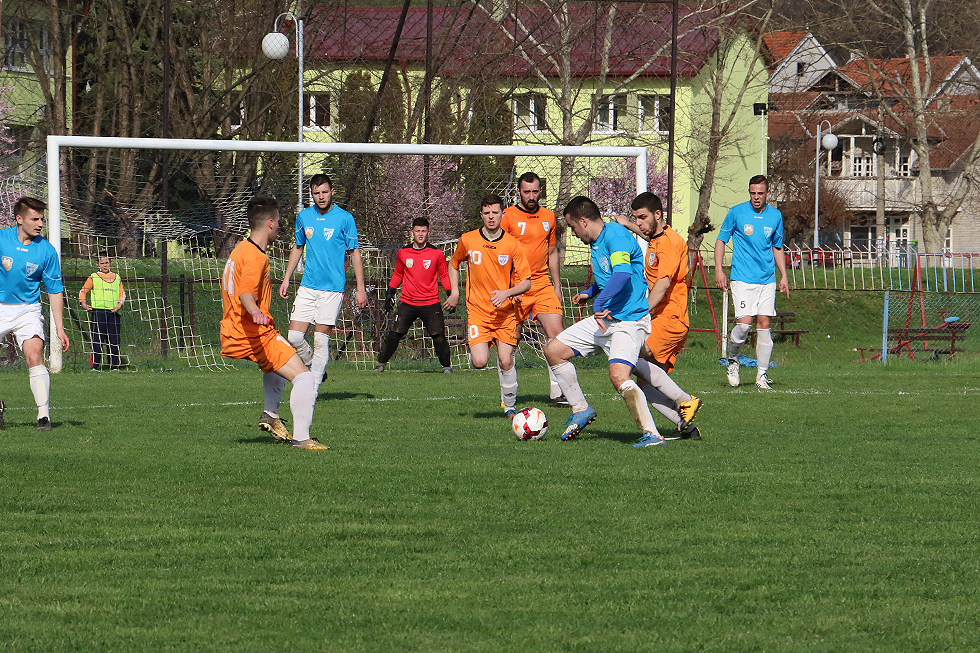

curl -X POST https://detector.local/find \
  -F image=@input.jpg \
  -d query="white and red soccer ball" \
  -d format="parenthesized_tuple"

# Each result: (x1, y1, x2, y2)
(512, 407, 548, 440)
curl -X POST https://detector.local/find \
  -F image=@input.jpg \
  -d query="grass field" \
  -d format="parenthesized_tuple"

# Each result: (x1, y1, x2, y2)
(2, 305, 980, 651)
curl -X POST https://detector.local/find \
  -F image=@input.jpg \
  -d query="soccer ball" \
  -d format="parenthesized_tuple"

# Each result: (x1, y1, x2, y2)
(512, 407, 548, 441)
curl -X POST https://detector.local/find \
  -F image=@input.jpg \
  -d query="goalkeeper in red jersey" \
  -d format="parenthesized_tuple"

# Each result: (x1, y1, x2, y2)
(373, 217, 454, 372)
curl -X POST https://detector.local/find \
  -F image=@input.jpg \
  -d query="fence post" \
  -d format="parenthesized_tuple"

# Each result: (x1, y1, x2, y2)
(881, 290, 889, 365)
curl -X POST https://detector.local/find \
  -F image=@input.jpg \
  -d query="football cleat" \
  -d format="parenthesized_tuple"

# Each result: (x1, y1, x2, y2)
(291, 438, 330, 450)
(726, 359, 740, 387)
(560, 405, 597, 441)
(548, 395, 571, 408)
(504, 408, 517, 419)
(442, 366, 453, 373)
(755, 374, 773, 390)
(36, 416, 52, 431)
(681, 425, 702, 441)
(677, 395, 702, 430)
(0, 399, 5, 430)
(372, 364, 386, 372)
(632, 432, 667, 448)
(259, 412, 292, 443)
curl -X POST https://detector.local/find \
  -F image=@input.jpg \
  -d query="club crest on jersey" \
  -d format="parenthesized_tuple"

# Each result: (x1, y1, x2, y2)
(764, 226, 773, 238)
(599, 257, 610, 274)
(497, 254, 509, 265)
(648, 251, 656, 266)
(1, 256, 11, 271)
(405, 258, 414, 268)
(324, 228, 334, 240)
(26, 261, 38, 276)
(543, 222, 550, 232)
(422, 260, 431, 269)
(304, 227, 314, 239)
(743, 224, 754, 236)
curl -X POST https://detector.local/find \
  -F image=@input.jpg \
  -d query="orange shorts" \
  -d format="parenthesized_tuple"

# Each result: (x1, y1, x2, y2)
(644, 316, 689, 373)
(221, 327, 296, 374)
(515, 283, 563, 322)
(467, 317, 518, 347)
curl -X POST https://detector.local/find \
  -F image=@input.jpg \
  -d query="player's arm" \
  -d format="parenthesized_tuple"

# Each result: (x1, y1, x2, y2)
(385, 251, 405, 312)
(238, 292, 271, 325)
(648, 276, 671, 312)
(548, 244, 562, 299)
(79, 276, 94, 311)
(491, 245, 531, 306)
(437, 254, 451, 294)
(444, 264, 460, 312)
(613, 214, 648, 240)
(48, 292, 70, 352)
(349, 248, 369, 308)
(774, 246, 789, 297)
(713, 239, 728, 290)
(112, 280, 125, 313)
(490, 277, 531, 307)
(279, 244, 305, 298)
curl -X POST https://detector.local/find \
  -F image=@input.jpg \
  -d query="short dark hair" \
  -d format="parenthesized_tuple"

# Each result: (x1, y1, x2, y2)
(309, 173, 332, 190)
(411, 217, 429, 228)
(748, 174, 769, 190)
(517, 172, 541, 187)
(630, 192, 663, 215)
(97, 251, 111, 260)
(480, 194, 503, 210)
(247, 195, 279, 230)
(563, 196, 601, 222)
(14, 196, 45, 216)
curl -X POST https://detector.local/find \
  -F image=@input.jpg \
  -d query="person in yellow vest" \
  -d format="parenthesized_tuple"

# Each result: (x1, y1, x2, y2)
(79, 254, 125, 370)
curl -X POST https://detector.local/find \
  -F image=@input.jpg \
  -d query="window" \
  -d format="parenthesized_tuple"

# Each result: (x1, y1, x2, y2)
(944, 228, 952, 251)
(514, 93, 547, 132)
(639, 94, 672, 134)
(229, 102, 244, 128)
(594, 95, 626, 132)
(853, 155, 874, 177)
(796, 62, 806, 77)
(898, 156, 911, 176)
(3, 20, 48, 71)
(304, 93, 330, 129)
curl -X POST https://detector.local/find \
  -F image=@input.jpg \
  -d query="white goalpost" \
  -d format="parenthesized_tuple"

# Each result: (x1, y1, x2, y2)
(44, 135, 649, 373)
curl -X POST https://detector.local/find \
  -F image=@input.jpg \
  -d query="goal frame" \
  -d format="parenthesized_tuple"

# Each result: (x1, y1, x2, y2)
(45, 135, 648, 372)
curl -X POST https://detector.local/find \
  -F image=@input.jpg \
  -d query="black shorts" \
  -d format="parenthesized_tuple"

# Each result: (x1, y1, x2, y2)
(393, 301, 446, 337)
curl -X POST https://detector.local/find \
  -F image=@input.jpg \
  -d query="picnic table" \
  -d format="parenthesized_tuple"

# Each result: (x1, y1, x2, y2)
(856, 321, 971, 361)
(730, 311, 809, 347)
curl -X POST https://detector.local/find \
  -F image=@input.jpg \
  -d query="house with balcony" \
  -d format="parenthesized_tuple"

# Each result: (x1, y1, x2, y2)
(765, 31, 980, 254)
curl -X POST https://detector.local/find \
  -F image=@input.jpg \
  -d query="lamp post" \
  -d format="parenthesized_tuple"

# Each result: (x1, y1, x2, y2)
(263, 10, 305, 214)
(813, 120, 838, 249)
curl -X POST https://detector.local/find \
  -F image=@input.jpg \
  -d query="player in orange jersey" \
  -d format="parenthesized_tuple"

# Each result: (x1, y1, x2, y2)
(614, 192, 702, 440)
(446, 194, 531, 417)
(220, 196, 328, 450)
(501, 172, 568, 407)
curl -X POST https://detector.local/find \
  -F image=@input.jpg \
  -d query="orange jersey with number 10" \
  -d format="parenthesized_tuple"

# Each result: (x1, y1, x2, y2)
(501, 205, 557, 285)
(450, 229, 531, 324)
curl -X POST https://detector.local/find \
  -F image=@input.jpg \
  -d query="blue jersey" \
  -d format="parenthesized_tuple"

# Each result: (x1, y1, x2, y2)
(294, 203, 360, 292)
(590, 222, 649, 321)
(717, 200, 784, 284)
(0, 226, 64, 304)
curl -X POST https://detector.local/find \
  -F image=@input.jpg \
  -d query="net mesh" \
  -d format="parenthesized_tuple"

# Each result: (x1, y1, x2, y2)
(883, 290, 979, 361)
(2, 146, 647, 371)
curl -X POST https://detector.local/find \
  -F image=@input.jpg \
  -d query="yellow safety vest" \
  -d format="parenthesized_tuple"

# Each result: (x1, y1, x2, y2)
(90, 272, 121, 310)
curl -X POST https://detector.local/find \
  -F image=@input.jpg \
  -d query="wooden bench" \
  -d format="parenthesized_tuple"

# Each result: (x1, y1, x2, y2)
(730, 311, 809, 347)
(885, 322, 970, 360)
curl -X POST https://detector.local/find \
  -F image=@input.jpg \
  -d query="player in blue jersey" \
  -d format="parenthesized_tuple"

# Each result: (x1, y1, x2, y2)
(279, 174, 368, 394)
(543, 196, 666, 446)
(714, 175, 789, 390)
(0, 197, 70, 431)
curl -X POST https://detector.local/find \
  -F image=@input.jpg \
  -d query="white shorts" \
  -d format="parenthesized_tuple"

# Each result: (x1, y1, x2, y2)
(556, 314, 651, 367)
(289, 286, 344, 326)
(0, 303, 45, 348)
(730, 280, 776, 318)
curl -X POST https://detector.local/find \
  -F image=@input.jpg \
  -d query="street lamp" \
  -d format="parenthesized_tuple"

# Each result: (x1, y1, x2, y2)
(263, 10, 305, 214)
(813, 120, 838, 249)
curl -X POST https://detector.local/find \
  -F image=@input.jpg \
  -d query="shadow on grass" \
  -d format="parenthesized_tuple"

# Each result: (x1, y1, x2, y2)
(317, 390, 376, 401)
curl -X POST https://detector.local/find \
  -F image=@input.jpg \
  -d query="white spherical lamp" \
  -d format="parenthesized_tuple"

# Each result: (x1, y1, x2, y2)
(821, 132, 839, 151)
(262, 32, 290, 60)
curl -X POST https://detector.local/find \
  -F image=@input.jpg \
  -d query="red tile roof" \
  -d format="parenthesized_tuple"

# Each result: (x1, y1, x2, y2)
(762, 30, 808, 68)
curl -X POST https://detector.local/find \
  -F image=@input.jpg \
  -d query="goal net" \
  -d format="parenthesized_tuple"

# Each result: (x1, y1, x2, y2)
(21, 137, 651, 373)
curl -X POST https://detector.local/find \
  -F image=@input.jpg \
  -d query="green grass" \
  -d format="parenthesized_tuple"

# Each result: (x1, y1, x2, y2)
(3, 332, 980, 651)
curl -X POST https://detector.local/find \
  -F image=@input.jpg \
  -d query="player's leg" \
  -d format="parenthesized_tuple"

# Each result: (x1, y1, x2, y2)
(108, 311, 122, 369)
(536, 310, 567, 405)
(544, 320, 595, 440)
(469, 341, 491, 369)
(311, 290, 343, 391)
(418, 303, 452, 372)
(91, 309, 106, 369)
(22, 335, 52, 430)
(754, 285, 777, 390)
(375, 302, 416, 371)
(259, 371, 291, 442)
(287, 319, 313, 366)
(496, 339, 518, 417)
(274, 354, 327, 449)
(609, 360, 660, 440)
(634, 358, 701, 430)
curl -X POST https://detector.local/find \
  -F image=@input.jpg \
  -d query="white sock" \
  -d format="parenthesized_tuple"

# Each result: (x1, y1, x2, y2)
(756, 328, 774, 376)
(498, 365, 518, 410)
(287, 330, 313, 367)
(634, 358, 690, 404)
(619, 379, 658, 435)
(729, 323, 751, 359)
(550, 361, 588, 412)
(312, 332, 329, 391)
(289, 371, 316, 442)
(546, 339, 562, 399)
(29, 365, 50, 420)
(642, 384, 682, 427)
(263, 372, 286, 417)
